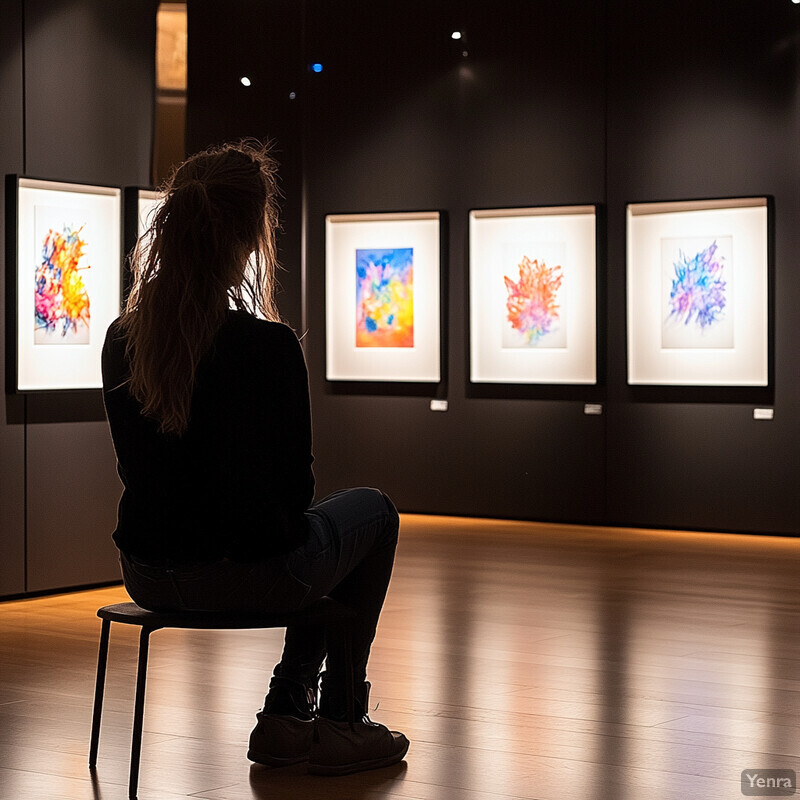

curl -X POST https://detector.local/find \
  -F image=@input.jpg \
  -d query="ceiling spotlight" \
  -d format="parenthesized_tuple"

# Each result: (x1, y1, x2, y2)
(451, 30, 462, 40)
(240, 76, 251, 87)
(310, 62, 323, 73)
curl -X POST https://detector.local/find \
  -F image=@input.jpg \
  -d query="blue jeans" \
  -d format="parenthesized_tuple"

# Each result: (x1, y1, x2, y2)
(119, 488, 400, 696)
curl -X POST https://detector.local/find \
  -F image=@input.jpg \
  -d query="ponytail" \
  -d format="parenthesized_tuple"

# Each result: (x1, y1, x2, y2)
(120, 141, 282, 435)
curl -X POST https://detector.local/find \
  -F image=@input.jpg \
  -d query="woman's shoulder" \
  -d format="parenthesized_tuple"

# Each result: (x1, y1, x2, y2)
(104, 315, 124, 338)
(101, 316, 130, 389)
(102, 316, 127, 358)
(222, 311, 300, 349)
(213, 313, 305, 381)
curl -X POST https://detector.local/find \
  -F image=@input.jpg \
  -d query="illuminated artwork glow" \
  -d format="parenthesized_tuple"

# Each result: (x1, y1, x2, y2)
(34, 223, 91, 344)
(503, 255, 563, 346)
(355, 247, 414, 347)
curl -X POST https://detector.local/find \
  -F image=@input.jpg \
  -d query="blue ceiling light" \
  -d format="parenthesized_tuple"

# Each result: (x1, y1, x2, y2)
(310, 62, 323, 73)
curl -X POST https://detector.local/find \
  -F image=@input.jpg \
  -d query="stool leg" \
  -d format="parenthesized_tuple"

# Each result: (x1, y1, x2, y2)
(129, 627, 151, 800)
(89, 619, 111, 768)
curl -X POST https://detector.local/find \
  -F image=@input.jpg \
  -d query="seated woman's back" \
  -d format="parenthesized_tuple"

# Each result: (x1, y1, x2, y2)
(103, 311, 313, 565)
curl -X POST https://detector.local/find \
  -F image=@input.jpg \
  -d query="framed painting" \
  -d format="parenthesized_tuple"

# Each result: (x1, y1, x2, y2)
(136, 188, 162, 239)
(7, 176, 122, 392)
(469, 205, 597, 384)
(627, 197, 769, 386)
(325, 211, 441, 382)
(124, 187, 163, 291)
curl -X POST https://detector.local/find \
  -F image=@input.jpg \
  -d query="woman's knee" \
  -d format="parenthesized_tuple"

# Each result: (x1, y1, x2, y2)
(312, 486, 399, 546)
(347, 487, 399, 544)
(380, 491, 400, 542)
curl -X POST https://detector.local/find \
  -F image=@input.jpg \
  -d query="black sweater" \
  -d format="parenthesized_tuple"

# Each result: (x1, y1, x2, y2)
(102, 311, 314, 565)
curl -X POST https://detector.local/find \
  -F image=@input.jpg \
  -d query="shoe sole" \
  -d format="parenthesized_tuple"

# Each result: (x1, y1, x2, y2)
(307, 739, 409, 776)
(247, 749, 309, 768)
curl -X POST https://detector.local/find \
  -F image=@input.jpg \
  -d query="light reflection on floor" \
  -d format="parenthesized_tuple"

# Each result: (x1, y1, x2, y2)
(1, 516, 800, 799)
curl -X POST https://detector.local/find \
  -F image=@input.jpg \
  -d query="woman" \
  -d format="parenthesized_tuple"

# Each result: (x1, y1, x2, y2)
(102, 141, 408, 776)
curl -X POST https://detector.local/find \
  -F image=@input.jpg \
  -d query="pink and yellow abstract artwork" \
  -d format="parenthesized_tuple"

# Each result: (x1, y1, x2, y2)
(34, 224, 91, 344)
(504, 255, 563, 346)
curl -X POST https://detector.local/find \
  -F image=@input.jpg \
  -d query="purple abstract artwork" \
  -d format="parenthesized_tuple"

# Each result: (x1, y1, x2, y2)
(667, 240, 726, 330)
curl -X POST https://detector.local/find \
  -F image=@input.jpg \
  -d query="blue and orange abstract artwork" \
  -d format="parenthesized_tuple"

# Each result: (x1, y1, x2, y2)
(503, 255, 563, 347)
(355, 248, 414, 347)
(34, 222, 91, 344)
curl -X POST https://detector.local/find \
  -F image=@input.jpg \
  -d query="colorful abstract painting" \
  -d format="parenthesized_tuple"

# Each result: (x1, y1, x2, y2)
(34, 220, 91, 345)
(667, 240, 726, 328)
(661, 236, 733, 349)
(16, 182, 120, 391)
(355, 248, 414, 347)
(502, 254, 565, 348)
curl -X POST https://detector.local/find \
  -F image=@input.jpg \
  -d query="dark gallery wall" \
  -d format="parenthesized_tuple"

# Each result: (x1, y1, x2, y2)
(605, 0, 800, 534)
(0, 0, 157, 595)
(188, 0, 800, 536)
(1, 0, 793, 598)
(301, 0, 609, 522)
(0, 0, 26, 596)
(186, 0, 305, 329)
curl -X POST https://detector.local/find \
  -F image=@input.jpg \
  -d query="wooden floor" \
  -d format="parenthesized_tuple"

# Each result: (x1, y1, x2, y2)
(2, 515, 800, 800)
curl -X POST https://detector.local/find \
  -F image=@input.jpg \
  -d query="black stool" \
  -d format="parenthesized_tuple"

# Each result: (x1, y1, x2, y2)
(89, 599, 356, 799)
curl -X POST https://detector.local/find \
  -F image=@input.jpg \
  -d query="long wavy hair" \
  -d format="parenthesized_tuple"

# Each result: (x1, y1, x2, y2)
(119, 140, 283, 435)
